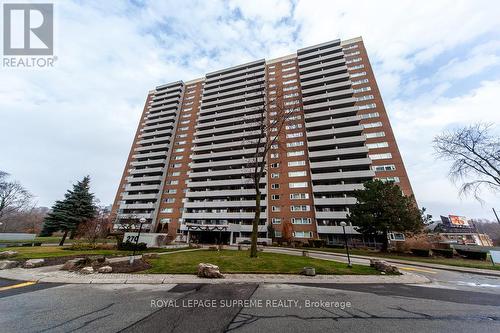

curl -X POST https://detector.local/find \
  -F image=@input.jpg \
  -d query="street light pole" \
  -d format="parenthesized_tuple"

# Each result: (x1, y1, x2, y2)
(340, 222, 352, 268)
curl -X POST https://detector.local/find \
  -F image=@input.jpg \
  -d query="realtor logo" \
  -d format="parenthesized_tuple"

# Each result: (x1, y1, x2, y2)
(3, 3, 53, 55)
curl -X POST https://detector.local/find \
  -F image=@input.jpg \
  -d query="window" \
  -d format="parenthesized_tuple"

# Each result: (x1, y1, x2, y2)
(286, 132, 303, 138)
(292, 218, 312, 224)
(271, 153, 279, 159)
(174, 156, 183, 160)
(366, 131, 386, 138)
(287, 115, 302, 121)
(285, 100, 299, 106)
(350, 71, 366, 78)
(179, 126, 189, 131)
(286, 123, 302, 130)
(176, 140, 187, 145)
(287, 150, 304, 157)
(282, 60, 295, 65)
(352, 78, 369, 85)
(360, 112, 379, 119)
(271, 194, 280, 200)
(161, 208, 173, 213)
(183, 107, 193, 112)
(271, 163, 280, 168)
(291, 205, 310, 212)
(283, 85, 298, 91)
(175, 148, 184, 152)
(283, 79, 297, 85)
(288, 171, 307, 177)
(271, 183, 280, 189)
(284, 93, 299, 98)
(358, 103, 376, 110)
(167, 180, 179, 185)
(274, 231, 283, 237)
(282, 66, 296, 72)
(293, 231, 312, 238)
(268, 65, 275, 69)
(271, 144, 278, 150)
(366, 142, 389, 149)
(164, 198, 175, 203)
(181, 120, 190, 124)
(177, 134, 187, 139)
(160, 218, 171, 224)
(288, 160, 306, 167)
(290, 193, 309, 199)
(348, 64, 364, 70)
(272, 206, 281, 212)
(269, 83, 276, 88)
(268, 71, 276, 75)
(272, 218, 281, 224)
(271, 127, 278, 132)
(369, 153, 393, 160)
(289, 182, 308, 188)
(353, 86, 371, 93)
(269, 90, 276, 95)
(285, 107, 300, 114)
(271, 173, 279, 179)
(182, 113, 191, 118)
(282, 73, 296, 78)
(346, 57, 362, 64)
(269, 111, 277, 116)
(166, 189, 177, 194)
(357, 95, 374, 101)
(363, 122, 383, 129)
(343, 44, 358, 51)
(377, 176, 400, 183)
(345, 51, 360, 57)
(172, 163, 182, 168)
(373, 164, 396, 172)
(286, 141, 304, 148)
(170, 172, 181, 176)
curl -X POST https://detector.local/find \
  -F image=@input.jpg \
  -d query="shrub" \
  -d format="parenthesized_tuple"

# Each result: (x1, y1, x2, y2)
(68, 242, 98, 251)
(410, 248, 432, 257)
(432, 248, 454, 258)
(312, 239, 326, 248)
(325, 244, 345, 249)
(455, 249, 488, 260)
(118, 241, 147, 251)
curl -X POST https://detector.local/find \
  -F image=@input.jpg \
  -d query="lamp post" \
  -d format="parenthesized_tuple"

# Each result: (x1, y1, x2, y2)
(340, 222, 352, 267)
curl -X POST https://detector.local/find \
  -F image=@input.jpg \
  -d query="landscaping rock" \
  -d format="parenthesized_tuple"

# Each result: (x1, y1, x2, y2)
(0, 260, 19, 270)
(80, 266, 94, 274)
(0, 250, 18, 259)
(23, 259, 45, 268)
(61, 258, 87, 271)
(89, 255, 107, 264)
(97, 265, 113, 273)
(370, 259, 400, 274)
(300, 267, 316, 276)
(197, 263, 224, 278)
(143, 253, 160, 260)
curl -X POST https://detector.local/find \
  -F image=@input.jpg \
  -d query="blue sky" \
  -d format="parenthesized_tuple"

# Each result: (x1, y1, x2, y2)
(1, 0, 499, 220)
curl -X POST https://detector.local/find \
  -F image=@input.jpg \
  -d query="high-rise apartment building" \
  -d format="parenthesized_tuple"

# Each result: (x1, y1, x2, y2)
(111, 37, 414, 244)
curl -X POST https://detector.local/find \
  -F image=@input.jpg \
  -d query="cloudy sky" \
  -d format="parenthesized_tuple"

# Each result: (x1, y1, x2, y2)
(1, 0, 499, 220)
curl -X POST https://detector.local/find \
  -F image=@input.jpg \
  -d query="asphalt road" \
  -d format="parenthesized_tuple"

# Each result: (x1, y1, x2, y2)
(1, 276, 499, 333)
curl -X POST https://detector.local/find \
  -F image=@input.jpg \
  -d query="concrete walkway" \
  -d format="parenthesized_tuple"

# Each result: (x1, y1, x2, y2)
(263, 247, 500, 277)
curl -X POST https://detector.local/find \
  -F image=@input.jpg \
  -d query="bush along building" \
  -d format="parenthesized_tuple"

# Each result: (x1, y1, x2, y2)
(111, 37, 414, 245)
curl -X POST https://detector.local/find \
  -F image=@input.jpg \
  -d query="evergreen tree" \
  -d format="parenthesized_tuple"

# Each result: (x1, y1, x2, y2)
(348, 179, 424, 251)
(40, 176, 96, 245)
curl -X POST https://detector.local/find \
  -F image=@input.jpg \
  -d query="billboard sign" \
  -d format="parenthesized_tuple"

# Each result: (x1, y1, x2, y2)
(448, 215, 470, 227)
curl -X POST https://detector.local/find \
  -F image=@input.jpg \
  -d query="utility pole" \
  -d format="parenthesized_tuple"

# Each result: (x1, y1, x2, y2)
(493, 208, 500, 225)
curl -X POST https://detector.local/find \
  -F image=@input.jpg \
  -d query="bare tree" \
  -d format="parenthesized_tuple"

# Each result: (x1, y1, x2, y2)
(244, 81, 296, 257)
(434, 123, 500, 201)
(0, 171, 33, 227)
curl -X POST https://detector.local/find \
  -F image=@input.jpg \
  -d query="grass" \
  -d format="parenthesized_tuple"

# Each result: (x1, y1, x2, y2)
(143, 249, 379, 275)
(297, 247, 500, 271)
(0, 237, 115, 244)
(6, 246, 183, 260)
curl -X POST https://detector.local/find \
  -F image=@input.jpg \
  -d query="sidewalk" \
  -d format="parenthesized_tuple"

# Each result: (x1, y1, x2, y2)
(267, 247, 500, 277)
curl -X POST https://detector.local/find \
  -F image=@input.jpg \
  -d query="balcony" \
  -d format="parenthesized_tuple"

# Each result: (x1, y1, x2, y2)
(312, 184, 365, 193)
(307, 135, 365, 149)
(315, 211, 348, 219)
(182, 212, 256, 220)
(126, 175, 163, 183)
(119, 203, 156, 210)
(121, 193, 158, 200)
(187, 177, 266, 188)
(311, 170, 375, 181)
(308, 146, 368, 159)
(184, 200, 265, 208)
(124, 184, 161, 192)
(313, 197, 357, 206)
(317, 225, 359, 234)
(129, 167, 164, 175)
(186, 188, 266, 197)
(309, 158, 371, 170)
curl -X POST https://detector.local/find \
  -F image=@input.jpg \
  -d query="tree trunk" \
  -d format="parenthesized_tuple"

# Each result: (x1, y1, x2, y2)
(381, 230, 389, 252)
(59, 229, 69, 246)
(250, 190, 261, 258)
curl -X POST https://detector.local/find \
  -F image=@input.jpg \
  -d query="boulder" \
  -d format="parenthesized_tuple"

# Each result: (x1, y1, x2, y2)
(97, 265, 113, 273)
(0, 260, 19, 270)
(0, 250, 18, 259)
(61, 258, 87, 271)
(23, 259, 45, 268)
(80, 266, 94, 274)
(300, 267, 316, 276)
(370, 259, 400, 274)
(89, 255, 106, 264)
(197, 263, 224, 278)
(142, 253, 160, 260)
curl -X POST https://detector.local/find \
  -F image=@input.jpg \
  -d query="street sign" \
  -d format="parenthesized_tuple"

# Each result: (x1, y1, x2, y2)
(490, 250, 500, 265)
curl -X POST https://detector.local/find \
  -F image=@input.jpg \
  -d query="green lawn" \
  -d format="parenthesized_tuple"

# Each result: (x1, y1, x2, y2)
(6, 246, 183, 260)
(298, 247, 500, 271)
(143, 249, 379, 275)
(0, 236, 116, 244)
